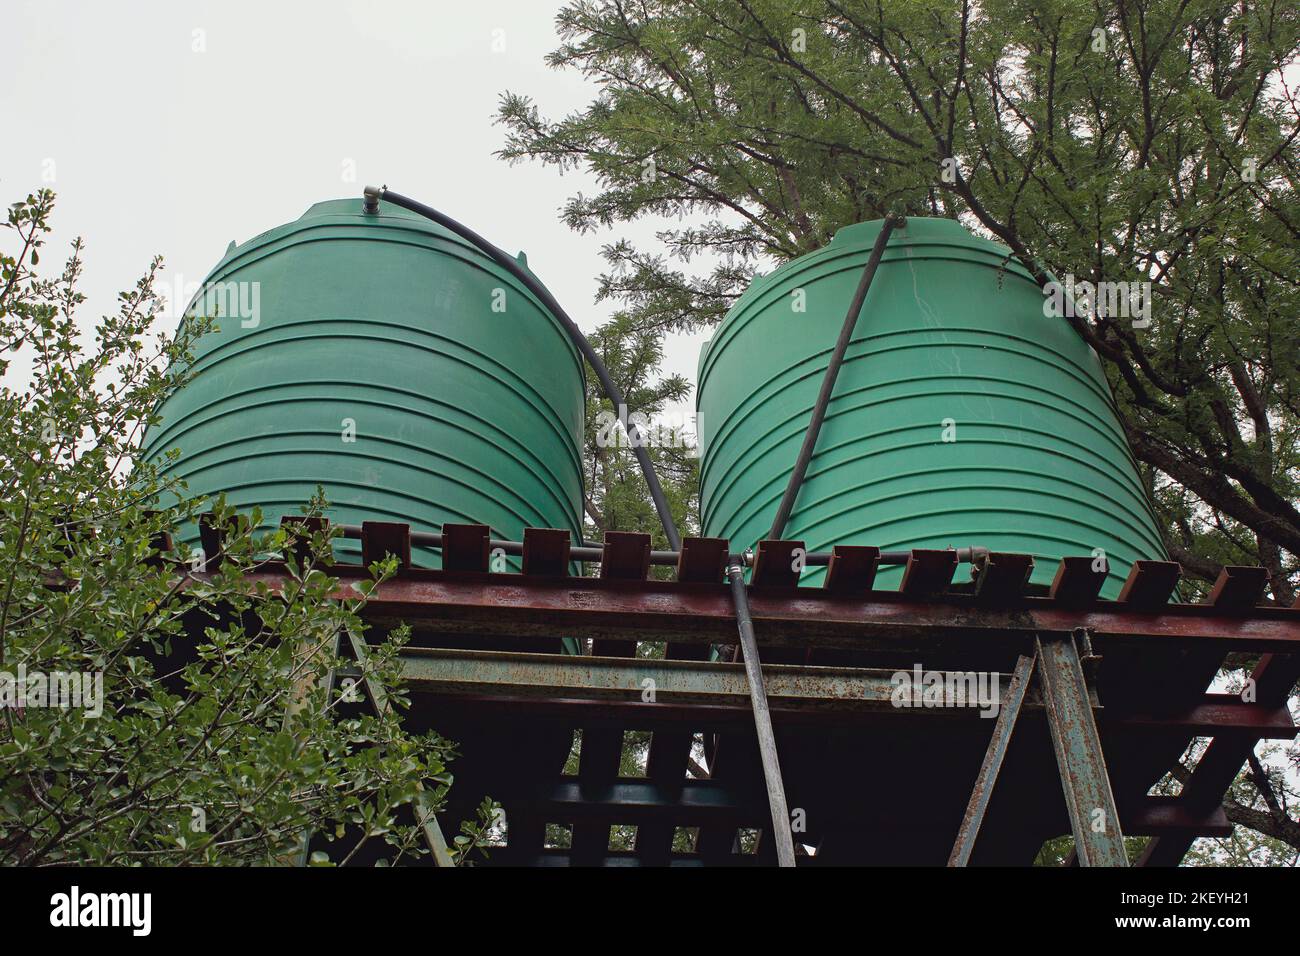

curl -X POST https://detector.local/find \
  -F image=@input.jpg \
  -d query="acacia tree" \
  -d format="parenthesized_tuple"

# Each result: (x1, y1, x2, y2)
(499, 0, 1299, 599)
(497, 0, 1300, 861)
(0, 191, 495, 865)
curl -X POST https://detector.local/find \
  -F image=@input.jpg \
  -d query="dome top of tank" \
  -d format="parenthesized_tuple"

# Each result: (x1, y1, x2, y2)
(190, 196, 584, 385)
(219, 198, 474, 262)
(701, 216, 1046, 377)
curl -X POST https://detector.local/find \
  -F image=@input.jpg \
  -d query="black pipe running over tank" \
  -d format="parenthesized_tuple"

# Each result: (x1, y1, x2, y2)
(363, 186, 682, 551)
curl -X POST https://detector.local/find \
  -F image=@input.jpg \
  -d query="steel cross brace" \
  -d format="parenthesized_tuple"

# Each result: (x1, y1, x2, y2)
(948, 633, 1128, 867)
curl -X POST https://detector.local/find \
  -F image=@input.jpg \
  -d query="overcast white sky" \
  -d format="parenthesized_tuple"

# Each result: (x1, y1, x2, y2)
(1, 0, 705, 414)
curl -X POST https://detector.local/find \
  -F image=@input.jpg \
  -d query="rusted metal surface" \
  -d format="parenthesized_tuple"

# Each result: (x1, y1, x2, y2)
(949, 653, 1036, 866)
(521, 527, 571, 577)
(1116, 560, 1181, 609)
(1123, 797, 1232, 837)
(1139, 647, 1300, 867)
(752, 540, 804, 588)
(379, 676, 1293, 741)
(899, 549, 958, 597)
(361, 520, 411, 569)
(240, 567, 1300, 654)
(441, 523, 490, 573)
(1207, 565, 1270, 610)
(1036, 634, 1128, 866)
(676, 536, 728, 584)
(1099, 696, 1296, 738)
(392, 647, 1019, 712)
(540, 779, 764, 825)
(184, 528, 1298, 867)
(1049, 556, 1108, 607)
(600, 531, 652, 580)
(824, 545, 880, 593)
(972, 552, 1034, 603)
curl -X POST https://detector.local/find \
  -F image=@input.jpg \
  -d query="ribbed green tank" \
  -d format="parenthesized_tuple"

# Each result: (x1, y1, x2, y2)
(696, 217, 1166, 595)
(143, 198, 586, 567)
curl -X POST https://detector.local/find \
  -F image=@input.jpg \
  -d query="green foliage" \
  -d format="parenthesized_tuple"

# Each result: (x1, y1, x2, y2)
(0, 191, 472, 866)
(582, 315, 699, 555)
(500, 0, 1300, 603)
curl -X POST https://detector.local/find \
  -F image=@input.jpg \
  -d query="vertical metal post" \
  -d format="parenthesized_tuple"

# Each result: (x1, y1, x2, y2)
(948, 653, 1036, 866)
(1035, 634, 1128, 867)
(727, 559, 796, 867)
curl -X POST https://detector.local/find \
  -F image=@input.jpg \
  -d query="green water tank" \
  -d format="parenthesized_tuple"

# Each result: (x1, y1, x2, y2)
(696, 217, 1166, 595)
(143, 198, 586, 566)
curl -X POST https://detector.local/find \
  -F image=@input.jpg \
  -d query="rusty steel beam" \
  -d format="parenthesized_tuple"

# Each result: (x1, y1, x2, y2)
(752, 540, 804, 588)
(535, 781, 1222, 840)
(379, 683, 1295, 741)
(247, 568, 1300, 655)
(1098, 696, 1296, 739)
(900, 549, 958, 597)
(356, 648, 1297, 737)
(949, 654, 1036, 866)
(972, 553, 1035, 603)
(1139, 649, 1300, 867)
(392, 647, 1017, 715)
(1036, 635, 1128, 867)
(824, 545, 880, 594)
(538, 779, 765, 826)
(1050, 556, 1109, 607)
(1122, 797, 1232, 838)
(1116, 560, 1182, 610)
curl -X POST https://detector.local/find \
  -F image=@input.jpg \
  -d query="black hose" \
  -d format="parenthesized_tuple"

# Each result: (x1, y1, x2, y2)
(366, 187, 682, 552)
(767, 215, 903, 542)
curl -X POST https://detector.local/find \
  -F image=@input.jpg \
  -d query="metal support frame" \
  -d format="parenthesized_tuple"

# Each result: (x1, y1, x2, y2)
(949, 635, 1130, 867)
(182, 526, 1297, 867)
(948, 654, 1035, 866)
(1035, 634, 1128, 866)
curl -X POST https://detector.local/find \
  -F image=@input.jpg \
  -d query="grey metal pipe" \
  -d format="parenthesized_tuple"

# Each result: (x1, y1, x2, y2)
(726, 555, 797, 867)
